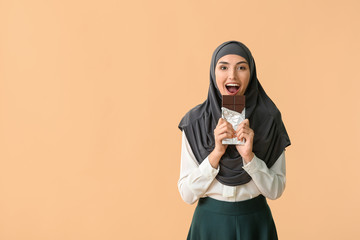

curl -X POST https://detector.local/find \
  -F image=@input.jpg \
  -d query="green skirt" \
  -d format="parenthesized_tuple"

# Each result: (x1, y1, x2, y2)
(187, 195, 278, 240)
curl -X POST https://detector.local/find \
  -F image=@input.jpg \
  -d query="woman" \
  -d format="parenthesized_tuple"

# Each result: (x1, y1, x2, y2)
(178, 41, 291, 240)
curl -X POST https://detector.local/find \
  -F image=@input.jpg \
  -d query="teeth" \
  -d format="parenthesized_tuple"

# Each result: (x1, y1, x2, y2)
(226, 83, 239, 87)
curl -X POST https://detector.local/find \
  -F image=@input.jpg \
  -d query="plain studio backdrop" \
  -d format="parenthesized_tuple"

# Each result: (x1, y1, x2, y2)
(1, 0, 359, 239)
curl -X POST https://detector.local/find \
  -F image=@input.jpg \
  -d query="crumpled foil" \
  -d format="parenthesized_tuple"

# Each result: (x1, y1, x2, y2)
(221, 107, 245, 145)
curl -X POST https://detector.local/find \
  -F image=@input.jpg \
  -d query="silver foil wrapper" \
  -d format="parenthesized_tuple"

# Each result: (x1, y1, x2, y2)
(221, 107, 245, 145)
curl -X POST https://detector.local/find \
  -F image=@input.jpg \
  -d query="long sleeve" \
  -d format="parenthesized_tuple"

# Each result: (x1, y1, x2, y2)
(242, 151, 286, 200)
(177, 131, 220, 205)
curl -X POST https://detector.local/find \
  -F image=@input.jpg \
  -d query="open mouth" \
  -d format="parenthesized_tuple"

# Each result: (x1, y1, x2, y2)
(225, 83, 240, 95)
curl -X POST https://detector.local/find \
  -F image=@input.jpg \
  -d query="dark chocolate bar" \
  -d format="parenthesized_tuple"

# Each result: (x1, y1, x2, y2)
(222, 95, 245, 113)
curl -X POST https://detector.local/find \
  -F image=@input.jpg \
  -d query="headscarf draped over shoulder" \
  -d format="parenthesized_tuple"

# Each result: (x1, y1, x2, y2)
(178, 41, 291, 186)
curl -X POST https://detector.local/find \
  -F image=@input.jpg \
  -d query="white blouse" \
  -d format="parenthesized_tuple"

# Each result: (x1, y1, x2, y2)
(178, 130, 286, 205)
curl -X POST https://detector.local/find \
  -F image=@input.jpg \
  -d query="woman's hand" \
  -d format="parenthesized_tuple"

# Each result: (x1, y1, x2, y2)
(235, 119, 255, 164)
(213, 118, 236, 155)
(209, 118, 236, 169)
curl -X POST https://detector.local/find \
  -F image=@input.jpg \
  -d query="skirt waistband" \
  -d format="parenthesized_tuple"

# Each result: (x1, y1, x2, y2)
(197, 195, 268, 216)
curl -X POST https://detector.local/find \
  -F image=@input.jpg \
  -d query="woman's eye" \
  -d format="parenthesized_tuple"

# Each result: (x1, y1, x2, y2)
(238, 66, 246, 70)
(220, 66, 227, 70)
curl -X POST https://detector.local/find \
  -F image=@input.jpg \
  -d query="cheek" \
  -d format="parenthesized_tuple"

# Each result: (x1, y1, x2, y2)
(215, 80, 226, 94)
(215, 72, 225, 89)
(243, 78, 250, 88)
(239, 73, 250, 93)
(241, 72, 250, 86)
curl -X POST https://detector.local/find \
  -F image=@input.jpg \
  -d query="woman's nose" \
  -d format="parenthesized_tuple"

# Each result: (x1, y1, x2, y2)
(228, 68, 236, 79)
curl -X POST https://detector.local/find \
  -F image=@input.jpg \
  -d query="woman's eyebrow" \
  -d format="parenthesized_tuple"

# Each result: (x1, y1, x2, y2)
(218, 61, 248, 65)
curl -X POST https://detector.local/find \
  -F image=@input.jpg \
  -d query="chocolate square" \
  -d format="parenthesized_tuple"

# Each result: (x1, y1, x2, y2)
(222, 95, 245, 113)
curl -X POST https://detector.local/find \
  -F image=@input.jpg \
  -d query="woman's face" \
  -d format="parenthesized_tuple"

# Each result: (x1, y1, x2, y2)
(215, 54, 250, 96)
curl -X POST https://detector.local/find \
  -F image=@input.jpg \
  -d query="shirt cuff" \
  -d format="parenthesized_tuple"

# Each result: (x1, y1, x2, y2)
(242, 154, 261, 174)
(199, 156, 220, 179)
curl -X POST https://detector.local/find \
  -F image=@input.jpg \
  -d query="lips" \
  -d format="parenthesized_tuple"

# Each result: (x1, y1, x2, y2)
(225, 83, 240, 95)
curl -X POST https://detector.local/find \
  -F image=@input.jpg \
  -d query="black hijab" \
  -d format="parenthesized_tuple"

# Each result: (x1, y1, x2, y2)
(178, 40, 291, 186)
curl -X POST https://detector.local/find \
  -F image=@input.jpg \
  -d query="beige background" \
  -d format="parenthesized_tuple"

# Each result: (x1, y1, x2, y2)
(1, 0, 359, 239)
